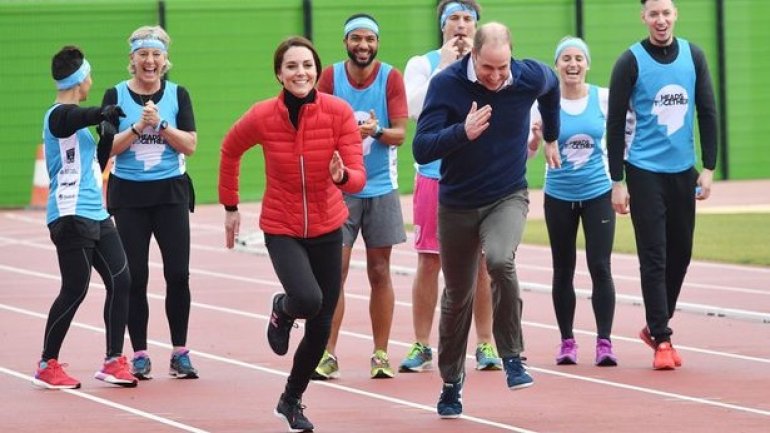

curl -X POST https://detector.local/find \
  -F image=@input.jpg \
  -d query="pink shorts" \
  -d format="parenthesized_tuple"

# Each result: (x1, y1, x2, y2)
(413, 173, 439, 254)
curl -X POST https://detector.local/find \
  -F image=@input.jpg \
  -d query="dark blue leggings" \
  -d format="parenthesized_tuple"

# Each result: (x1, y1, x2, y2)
(264, 229, 342, 400)
(544, 191, 616, 340)
(112, 203, 190, 351)
(42, 217, 131, 360)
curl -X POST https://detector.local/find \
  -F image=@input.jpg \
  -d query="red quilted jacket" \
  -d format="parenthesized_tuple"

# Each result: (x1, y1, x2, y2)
(219, 91, 365, 238)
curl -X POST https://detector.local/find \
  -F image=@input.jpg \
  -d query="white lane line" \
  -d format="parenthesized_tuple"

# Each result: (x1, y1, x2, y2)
(233, 243, 770, 323)
(0, 303, 539, 433)
(3, 299, 770, 423)
(0, 365, 210, 433)
(2, 254, 770, 364)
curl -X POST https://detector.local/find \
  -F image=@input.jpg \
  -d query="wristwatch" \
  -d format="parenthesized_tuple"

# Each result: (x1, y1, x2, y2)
(372, 125, 384, 140)
(159, 119, 169, 131)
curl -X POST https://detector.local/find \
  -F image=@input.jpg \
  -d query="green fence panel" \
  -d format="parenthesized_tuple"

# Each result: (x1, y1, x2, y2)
(0, 0, 766, 208)
(166, 0, 304, 205)
(725, 0, 770, 179)
(0, 0, 158, 208)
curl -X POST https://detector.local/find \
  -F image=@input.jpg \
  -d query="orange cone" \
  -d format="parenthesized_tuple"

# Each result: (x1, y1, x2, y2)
(29, 144, 49, 209)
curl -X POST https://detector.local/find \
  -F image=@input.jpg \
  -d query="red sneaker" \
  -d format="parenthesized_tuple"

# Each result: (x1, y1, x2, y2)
(33, 359, 81, 389)
(94, 356, 138, 387)
(640, 327, 682, 367)
(653, 342, 676, 370)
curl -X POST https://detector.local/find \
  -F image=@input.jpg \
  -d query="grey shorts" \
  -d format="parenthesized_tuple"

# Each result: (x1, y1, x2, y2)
(342, 189, 407, 248)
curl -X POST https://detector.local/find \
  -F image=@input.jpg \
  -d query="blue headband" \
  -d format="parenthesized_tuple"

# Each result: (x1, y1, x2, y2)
(55, 59, 91, 90)
(554, 38, 591, 65)
(344, 17, 379, 37)
(130, 38, 167, 53)
(440, 2, 478, 30)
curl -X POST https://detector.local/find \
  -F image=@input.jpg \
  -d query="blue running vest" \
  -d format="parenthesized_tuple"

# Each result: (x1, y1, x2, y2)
(42, 105, 109, 224)
(545, 85, 611, 201)
(113, 81, 185, 181)
(333, 62, 396, 198)
(628, 40, 696, 173)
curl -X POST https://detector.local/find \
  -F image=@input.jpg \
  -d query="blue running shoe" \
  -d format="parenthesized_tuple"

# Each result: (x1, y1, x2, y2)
(131, 354, 152, 380)
(503, 355, 533, 390)
(169, 350, 199, 379)
(399, 342, 433, 372)
(475, 342, 503, 371)
(437, 376, 464, 419)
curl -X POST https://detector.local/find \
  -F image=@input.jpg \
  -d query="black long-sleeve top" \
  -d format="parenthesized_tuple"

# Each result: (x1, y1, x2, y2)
(606, 37, 718, 181)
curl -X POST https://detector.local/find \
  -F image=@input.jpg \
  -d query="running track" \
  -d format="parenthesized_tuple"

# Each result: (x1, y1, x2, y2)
(1, 198, 768, 433)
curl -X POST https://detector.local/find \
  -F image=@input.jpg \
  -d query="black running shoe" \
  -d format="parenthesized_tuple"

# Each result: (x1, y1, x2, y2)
(266, 292, 295, 356)
(274, 393, 314, 432)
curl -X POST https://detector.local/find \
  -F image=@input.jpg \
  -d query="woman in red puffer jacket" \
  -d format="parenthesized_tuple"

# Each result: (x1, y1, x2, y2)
(218, 36, 365, 432)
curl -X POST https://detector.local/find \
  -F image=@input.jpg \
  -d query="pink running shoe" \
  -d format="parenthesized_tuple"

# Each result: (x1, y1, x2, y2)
(595, 338, 618, 366)
(94, 356, 138, 387)
(556, 338, 577, 365)
(33, 359, 81, 389)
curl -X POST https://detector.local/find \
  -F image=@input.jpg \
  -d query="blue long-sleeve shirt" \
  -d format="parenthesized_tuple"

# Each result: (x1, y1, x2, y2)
(413, 55, 559, 209)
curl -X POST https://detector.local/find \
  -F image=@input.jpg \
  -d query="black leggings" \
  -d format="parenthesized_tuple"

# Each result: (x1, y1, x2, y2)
(112, 203, 190, 351)
(626, 164, 697, 343)
(544, 191, 616, 340)
(264, 229, 342, 400)
(42, 217, 131, 360)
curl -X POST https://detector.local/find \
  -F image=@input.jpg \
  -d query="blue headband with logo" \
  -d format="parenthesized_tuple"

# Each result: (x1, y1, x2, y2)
(440, 2, 478, 30)
(344, 16, 379, 37)
(130, 38, 167, 54)
(56, 59, 91, 90)
(554, 37, 591, 65)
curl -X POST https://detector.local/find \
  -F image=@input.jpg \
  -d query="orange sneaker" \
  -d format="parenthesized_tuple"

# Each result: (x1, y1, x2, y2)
(640, 327, 682, 367)
(33, 359, 81, 389)
(653, 342, 676, 370)
(94, 356, 138, 387)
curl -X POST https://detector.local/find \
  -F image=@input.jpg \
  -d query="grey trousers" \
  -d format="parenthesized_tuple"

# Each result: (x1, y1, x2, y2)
(437, 190, 529, 383)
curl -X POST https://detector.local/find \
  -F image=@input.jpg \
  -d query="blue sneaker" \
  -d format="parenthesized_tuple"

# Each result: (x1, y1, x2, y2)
(437, 377, 464, 419)
(131, 354, 152, 380)
(399, 342, 433, 372)
(503, 356, 533, 390)
(475, 342, 503, 370)
(169, 350, 199, 379)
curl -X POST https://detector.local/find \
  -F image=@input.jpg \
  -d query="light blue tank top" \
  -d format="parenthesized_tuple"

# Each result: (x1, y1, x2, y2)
(113, 80, 185, 181)
(545, 85, 611, 201)
(628, 39, 696, 173)
(43, 104, 109, 224)
(333, 61, 396, 198)
(415, 49, 442, 180)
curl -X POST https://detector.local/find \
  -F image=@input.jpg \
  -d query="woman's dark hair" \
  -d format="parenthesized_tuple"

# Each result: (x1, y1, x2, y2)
(273, 36, 322, 79)
(51, 45, 84, 80)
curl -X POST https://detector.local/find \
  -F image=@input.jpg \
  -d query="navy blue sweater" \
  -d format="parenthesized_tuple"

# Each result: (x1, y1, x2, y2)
(413, 55, 560, 209)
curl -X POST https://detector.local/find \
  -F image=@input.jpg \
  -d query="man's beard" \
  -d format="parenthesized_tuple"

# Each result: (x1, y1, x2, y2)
(347, 48, 378, 68)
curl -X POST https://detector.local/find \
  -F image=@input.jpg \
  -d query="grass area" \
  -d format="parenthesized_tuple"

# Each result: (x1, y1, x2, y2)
(521, 213, 770, 267)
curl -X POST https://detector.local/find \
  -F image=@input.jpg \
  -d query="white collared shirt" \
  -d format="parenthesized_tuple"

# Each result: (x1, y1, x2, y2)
(466, 55, 513, 91)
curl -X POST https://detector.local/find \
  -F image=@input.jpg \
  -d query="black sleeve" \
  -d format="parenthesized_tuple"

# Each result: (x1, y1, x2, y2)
(100, 88, 119, 128)
(176, 86, 196, 132)
(97, 88, 119, 171)
(48, 105, 103, 138)
(606, 50, 638, 181)
(690, 44, 718, 170)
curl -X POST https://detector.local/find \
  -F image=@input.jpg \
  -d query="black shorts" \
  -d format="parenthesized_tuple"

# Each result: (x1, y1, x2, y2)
(48, 216, 114, 251)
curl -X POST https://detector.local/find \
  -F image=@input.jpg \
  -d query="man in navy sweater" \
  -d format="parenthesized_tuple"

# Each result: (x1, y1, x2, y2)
(413, 22, 560, 418)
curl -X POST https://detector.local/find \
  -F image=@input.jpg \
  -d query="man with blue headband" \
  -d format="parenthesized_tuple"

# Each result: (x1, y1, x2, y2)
(34, 45, 137, 390)
(314, 13, 408, 381)
(400, 0, 504, 376)
(607, 0, 717, 371)
(414, 22, 561, 418)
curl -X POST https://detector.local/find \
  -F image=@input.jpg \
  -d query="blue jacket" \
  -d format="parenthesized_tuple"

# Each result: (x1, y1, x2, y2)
(413, 54, 559, 208)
